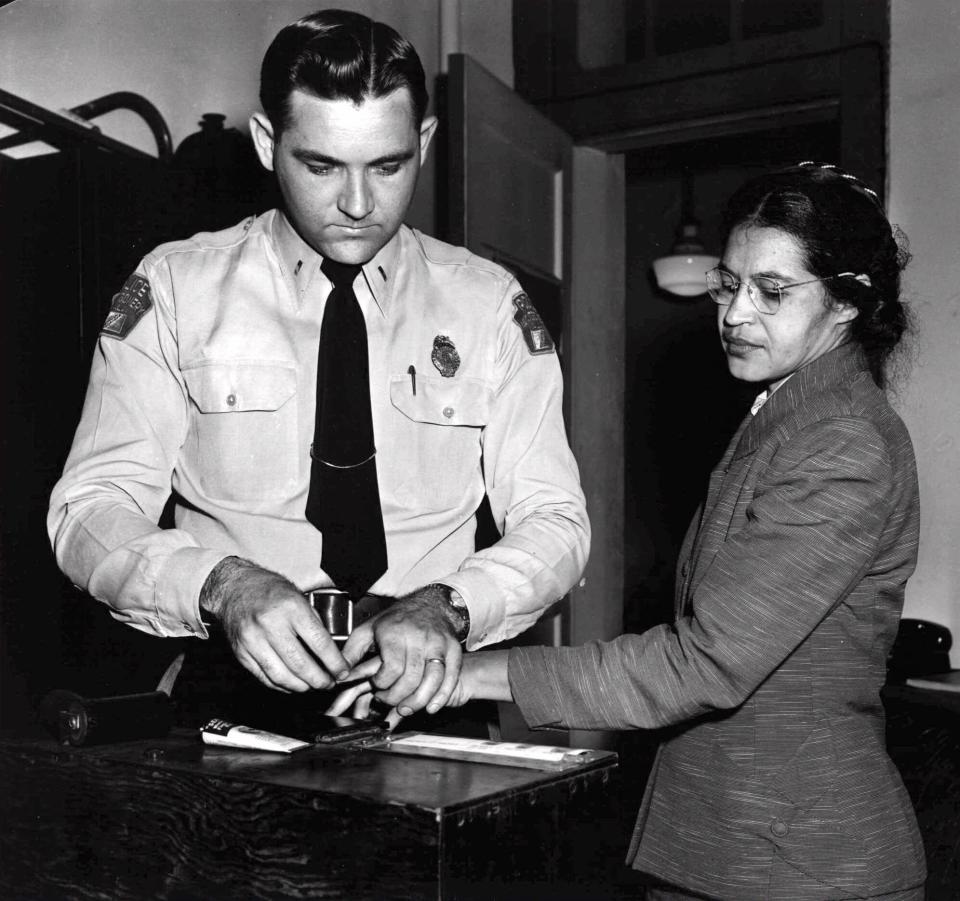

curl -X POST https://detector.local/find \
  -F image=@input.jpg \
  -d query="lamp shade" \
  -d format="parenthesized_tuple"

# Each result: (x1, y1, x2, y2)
(652, 253, 718, 297)
(652, 217, 718, 297)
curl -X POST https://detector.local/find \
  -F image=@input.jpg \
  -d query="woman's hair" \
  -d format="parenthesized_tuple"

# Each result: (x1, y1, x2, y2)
(260, 9, 429, 133)
(720, 162, 912, 388)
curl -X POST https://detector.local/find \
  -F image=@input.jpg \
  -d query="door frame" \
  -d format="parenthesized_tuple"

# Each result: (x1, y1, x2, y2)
(444, 53, 626, 654)
(513, 0, 888, 193)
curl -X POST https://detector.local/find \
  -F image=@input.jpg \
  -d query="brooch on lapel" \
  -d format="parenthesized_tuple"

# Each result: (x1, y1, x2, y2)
(431, 335, 460, 378)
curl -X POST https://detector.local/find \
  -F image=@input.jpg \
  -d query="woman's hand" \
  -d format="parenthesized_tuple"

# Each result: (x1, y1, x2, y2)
(325, 654, 472, 724)
(327, 650, 512, 724)
(338, 590, 464, 719)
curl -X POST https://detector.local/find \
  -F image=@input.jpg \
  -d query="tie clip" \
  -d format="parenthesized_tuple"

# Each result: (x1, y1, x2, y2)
(309, 445, 377, 469)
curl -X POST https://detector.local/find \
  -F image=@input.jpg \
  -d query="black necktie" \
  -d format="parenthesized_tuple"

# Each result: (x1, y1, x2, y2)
(306, 258, 387, 598)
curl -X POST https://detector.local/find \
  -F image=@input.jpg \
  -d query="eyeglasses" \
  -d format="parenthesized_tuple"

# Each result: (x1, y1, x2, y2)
(705, 267, 855, 315)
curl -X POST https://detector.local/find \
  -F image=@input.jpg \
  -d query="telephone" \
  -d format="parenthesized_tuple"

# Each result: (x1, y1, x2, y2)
(887, 618, 953, 679)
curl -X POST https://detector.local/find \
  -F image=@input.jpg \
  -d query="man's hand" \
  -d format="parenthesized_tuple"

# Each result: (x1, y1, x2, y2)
(336, 587, 465, 717)
(200, 557, 349, 691)
(328, 650, 512, 723)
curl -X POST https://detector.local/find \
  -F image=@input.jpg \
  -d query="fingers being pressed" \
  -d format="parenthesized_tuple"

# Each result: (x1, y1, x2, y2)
(382, 707, 404, 731)
(427, 646, 463, 714)
(295, 610, 350, 682)
(369, 635, 407, 692)
(267, 626, 338, 690)
(235, 647, 290, 693)
(237, 644, 310, 693)
(341, 655, 383, 684)
(325, 680, 373, 716)
(340, 622, 376, 668)
(395, 653, 449, 717)
(349, 693, 374, 720)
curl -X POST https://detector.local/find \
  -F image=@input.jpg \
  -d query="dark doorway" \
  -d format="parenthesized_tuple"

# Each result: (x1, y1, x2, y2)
(623, 120, 840, 632)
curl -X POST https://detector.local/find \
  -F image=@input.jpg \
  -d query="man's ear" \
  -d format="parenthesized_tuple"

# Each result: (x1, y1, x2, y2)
(249, 112, 276, 172)
(418, 115, 439, 167)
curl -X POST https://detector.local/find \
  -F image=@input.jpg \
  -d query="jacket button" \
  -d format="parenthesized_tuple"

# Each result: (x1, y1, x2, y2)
(442, 406, 454, 419)
(226, 394, 237, 406)
(770, 818, 789, 838)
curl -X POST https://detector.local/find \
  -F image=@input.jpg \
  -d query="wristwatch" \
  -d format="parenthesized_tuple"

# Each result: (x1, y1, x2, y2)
(426, 583, 470, 643)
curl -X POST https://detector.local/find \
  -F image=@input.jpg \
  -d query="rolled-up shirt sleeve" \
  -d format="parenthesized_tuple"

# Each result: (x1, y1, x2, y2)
(47, 258, 226, 638)
(441, 279, 590, 649)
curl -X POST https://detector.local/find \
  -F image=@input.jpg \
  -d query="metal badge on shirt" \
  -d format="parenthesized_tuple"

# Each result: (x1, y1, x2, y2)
(511, 292, 555, 355)
(431, 335, 460, 377)
(101, 274, 153, 340)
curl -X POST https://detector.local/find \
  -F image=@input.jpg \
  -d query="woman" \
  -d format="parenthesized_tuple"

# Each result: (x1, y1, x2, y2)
(340, 163, 926, 899)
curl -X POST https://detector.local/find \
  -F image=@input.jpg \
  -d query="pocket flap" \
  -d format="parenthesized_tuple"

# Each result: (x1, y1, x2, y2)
(390, 374, 492, 426)
(183, 362, 297, 413)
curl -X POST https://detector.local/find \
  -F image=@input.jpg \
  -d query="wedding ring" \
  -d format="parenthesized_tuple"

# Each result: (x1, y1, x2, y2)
(424, 657, 446, 666)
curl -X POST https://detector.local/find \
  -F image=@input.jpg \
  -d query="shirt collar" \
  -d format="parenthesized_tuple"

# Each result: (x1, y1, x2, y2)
(270, 210, 400, 315)
(363, 231, 400, 315)
(750, 372, 794, 416)
(749, 389, 770, 416)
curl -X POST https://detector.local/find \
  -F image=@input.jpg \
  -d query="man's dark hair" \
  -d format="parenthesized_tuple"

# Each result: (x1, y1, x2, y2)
(260, 8, 429, 133)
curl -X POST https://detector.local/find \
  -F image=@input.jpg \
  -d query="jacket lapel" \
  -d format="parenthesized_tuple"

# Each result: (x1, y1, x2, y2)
(730, 344, 866, 463)
(679, 344, 869, 612)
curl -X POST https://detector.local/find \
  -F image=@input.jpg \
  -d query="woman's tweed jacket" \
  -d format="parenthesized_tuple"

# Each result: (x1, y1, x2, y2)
(510, 343, 925, 899)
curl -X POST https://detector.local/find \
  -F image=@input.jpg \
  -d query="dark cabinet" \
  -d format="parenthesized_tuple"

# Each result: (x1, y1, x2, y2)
(0, 140, 186, 728)
(0, 89, 276, 727)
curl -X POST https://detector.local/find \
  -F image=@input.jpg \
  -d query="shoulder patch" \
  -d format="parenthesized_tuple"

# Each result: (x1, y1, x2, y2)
(511, 292, 555, 355)
(101, 274, 152, 340)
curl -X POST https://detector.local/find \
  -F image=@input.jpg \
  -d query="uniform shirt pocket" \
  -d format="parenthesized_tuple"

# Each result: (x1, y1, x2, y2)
(388, 375, 492, 507)
(182, 361, 298, 503)
(390, 374, 491, 426)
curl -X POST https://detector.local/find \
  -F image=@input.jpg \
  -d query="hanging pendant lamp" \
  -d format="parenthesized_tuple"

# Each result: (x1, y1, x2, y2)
(652, 168, 719, 297)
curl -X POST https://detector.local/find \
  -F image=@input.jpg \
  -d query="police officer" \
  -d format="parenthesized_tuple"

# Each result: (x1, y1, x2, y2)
(48, 8, 589, 725)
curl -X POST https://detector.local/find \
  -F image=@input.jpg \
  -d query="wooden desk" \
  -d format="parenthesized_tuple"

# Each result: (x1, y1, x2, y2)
(0, 730, 617, 900)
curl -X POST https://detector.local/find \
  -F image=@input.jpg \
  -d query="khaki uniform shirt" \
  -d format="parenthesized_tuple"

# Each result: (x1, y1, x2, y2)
(48, 211, 589, 649)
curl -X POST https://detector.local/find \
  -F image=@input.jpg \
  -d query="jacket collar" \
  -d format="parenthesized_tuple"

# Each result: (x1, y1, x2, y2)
(731, 343, 870, 461)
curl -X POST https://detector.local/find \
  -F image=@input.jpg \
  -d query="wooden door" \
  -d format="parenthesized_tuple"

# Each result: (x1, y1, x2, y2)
(446, 52, 570, 648)
(445, 54, 625, 744)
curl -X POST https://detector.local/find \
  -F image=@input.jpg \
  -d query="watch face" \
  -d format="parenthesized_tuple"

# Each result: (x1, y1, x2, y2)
(428, 584, 469, 641)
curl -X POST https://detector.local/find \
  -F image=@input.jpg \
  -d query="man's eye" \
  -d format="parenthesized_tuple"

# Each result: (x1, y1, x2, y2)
(307, 165, 333, 176)
(375, 164, 402, 176)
